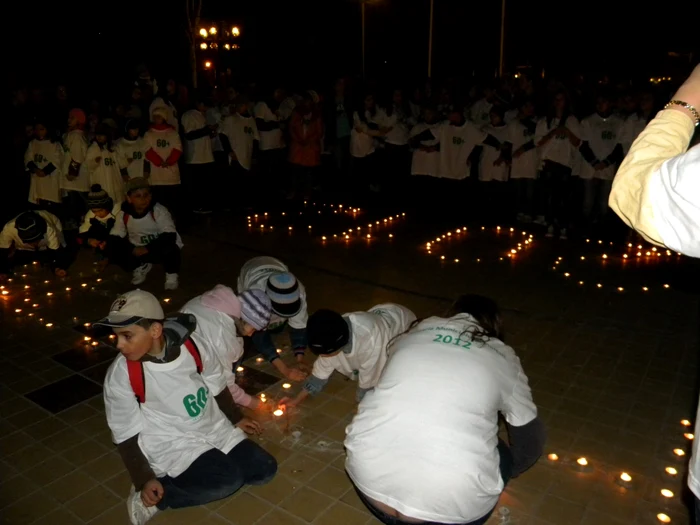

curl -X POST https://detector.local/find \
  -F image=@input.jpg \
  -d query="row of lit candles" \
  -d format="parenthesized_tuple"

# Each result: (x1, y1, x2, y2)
(319, 213, 406, 242)
(552, 257, 672, 291)
(547, 419, 694, 523)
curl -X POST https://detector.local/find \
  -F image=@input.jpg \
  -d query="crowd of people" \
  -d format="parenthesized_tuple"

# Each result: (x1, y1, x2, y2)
(96, 255, 543, 525)
(5, 61, 699, 525)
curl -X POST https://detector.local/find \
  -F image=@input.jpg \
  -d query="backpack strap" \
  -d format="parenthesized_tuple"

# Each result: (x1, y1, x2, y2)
(150, 209, 156, 221)
(127, 339, 202, 404)
(184, 338, 203, 374)
(123, 212, 130, 226)
(126, 360, 146, 404)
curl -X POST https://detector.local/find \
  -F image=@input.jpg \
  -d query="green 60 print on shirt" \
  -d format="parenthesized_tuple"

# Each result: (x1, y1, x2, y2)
(183, 386, 209, 418)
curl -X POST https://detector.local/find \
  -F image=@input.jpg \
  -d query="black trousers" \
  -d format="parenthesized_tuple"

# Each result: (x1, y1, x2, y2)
(114, 237, 181, 274)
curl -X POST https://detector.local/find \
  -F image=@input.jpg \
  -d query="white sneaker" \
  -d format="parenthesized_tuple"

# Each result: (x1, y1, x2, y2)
(127, 486, 160, 525)
(534, 215, 547, 226)
(545, 225, 555, 238)
(164, 273, 179, 290)
(559, 228, 568, 240)
(131, 263, 153, 285)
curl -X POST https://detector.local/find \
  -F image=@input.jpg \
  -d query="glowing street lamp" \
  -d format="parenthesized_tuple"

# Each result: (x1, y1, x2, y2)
(231, 26, 240, 36)
(200, 42, 207, 49)
(209, 26, 217, 35)
(204, 61, 212, 69)
(199, 28, 207, 37)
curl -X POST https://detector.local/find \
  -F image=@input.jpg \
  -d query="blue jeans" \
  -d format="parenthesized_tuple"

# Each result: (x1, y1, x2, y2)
(252, 323, 308, 362)
(354, 440, 513, 525)
(157, 439, 277, 510)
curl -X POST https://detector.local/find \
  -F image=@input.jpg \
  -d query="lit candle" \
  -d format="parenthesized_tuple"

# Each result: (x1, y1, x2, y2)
(256, 357, 264, 363)
(81, 283, 87, 287)
(642, 287, 649, 291)
(65, 287, 71, 291)
(620, 472, 632, 483)
(660, 489, 674, 498)
(163, 298, 171, 303)
(236, 366, 244, 372)
(96, 278, 102, 282)
(24, 285, 30, 289)
(45, 323, 53, 328)
(91, 341, 99, 347)
(273, 409, 284, 417)
(322, 236, 327, 241)
(576, 457, 588, 466)
(282, 383, 291, 389)
(46, 292, 53, 297)
(681, 419, 691, 427)
(684, 433, 694, 440)
(663, 284, 670, 289)
(673, 448, 685, 457)
(656, 513, 671, 523)
(276, 349, 282, 354)
(15, 308, 21, 313)
(389, 234, 394, 238)
(665, 467, 677, 476)
(547, 453, 558, 461)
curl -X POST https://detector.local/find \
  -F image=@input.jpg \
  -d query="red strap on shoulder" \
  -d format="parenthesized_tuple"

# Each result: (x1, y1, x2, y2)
(123, 212, 130, 226)
(150, 210, 156, 221)
(184, 339, 203, 374)
(126, 360, 146, 403)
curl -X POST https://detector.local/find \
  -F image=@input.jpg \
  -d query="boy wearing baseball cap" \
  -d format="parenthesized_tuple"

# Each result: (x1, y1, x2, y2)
(181, 285, 273, 410)
(100, 290, 277, 525)
(110, 177, 183, 290)
(0, 210, 69, 281)
(237, 256, 309, 381)
(282, 303, 416, 408)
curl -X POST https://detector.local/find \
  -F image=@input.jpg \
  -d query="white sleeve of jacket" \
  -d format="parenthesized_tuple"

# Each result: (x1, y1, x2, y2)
(154, 204, 178, 234)
(648, 144, 700, 257)
(111, 211, 127, 238)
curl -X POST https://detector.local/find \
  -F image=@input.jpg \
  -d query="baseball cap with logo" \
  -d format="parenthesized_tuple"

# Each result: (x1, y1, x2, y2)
(94, 289, 165, 327)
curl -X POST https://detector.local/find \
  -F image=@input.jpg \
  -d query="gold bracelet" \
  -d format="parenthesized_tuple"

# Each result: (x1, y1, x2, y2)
(664, 100, 700, 126)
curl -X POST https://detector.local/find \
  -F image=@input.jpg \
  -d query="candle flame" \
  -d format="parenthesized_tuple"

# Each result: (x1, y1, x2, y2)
(282, 383, 291, 389)
(681, 419, 691, 426)
(673, 448, 685, 456)
(547, 453, 558, 461)
(656, 513, 671, 523)
(273, 409, 284, 417)
(620, 472, 632, 482)
(665, 467, 677, 475)
(660, 489, 674, 498)
(576, 457, 588, 466)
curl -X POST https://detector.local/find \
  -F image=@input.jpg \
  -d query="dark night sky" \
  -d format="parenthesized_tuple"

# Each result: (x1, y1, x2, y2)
(12, 0, 698, 95)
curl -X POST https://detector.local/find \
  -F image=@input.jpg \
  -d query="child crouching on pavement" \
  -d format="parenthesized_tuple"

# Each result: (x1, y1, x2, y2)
(282, 303, 416, 407)
(0, 210, 70, 281)
(182, 285, 273, 410)
(99, 290, 277, 525)
(78, 184, 118, 269)
(110, 177, 182, 290)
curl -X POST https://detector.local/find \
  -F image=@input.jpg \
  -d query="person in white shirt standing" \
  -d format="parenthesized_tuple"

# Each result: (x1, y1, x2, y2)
(98, 290, 276, 525)
(254, 87, 288, 195)
(220, 95, 259, 208)
(508, 99, 540, 223)
(116, 120, 150, 181)
(479, 106, 511, 221)
(61, 109, 90, 231)
(351, 92, 389, 196)
(144, 107, 183, 219)
(25, 119, 63, 215)
(619, 89, 655, 155)
(181, 93, 216, 215)
(86, 124, 127, 208)
(383, 88, 415, 198)
(281, 303, 416, 407)
(345, 294, 545, 525)
(534, 91, 582, 240)
(578, 91, 624, 226)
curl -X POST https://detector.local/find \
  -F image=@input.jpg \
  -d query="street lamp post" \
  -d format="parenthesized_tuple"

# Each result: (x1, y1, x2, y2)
(427, 0, 434, 78)
(498, 0, 506, 77)
(196, 23, 242, 83)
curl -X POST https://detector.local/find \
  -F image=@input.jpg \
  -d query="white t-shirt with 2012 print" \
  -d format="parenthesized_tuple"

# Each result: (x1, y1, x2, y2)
(345, 314, 537, 524)
(103, 333, 246, 479)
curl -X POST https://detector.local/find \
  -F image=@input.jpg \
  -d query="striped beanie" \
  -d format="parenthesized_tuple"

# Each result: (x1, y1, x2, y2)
(266, 272, 301, 318)
(239, 289, 272, 331)
(87, 184, 113, 211)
